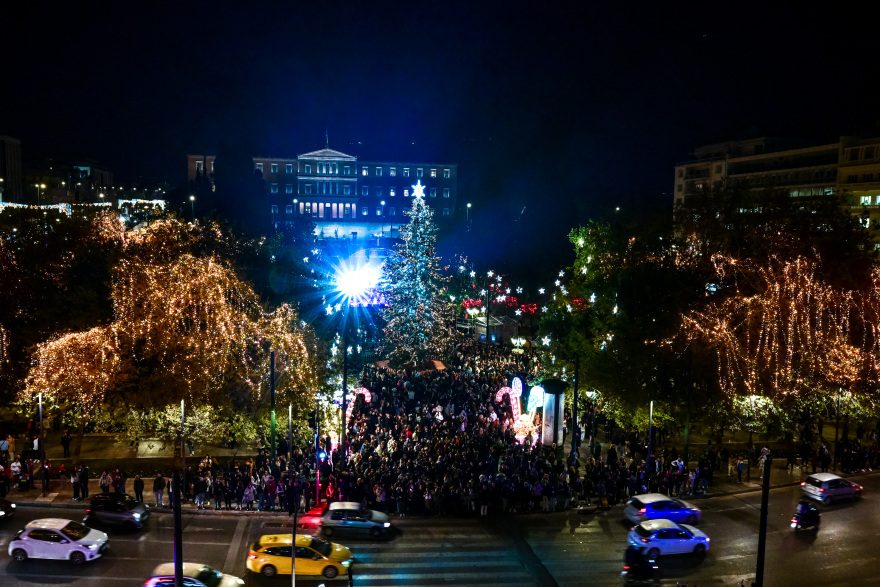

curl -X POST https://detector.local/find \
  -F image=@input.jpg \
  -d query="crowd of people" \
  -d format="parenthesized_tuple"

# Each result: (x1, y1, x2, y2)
(3, 340, 880, 518)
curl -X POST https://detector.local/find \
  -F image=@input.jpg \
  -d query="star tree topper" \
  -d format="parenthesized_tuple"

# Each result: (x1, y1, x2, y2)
(412, 179, 426, 198)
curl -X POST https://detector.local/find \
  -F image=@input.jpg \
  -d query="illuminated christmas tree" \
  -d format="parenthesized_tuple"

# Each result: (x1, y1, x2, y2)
(381, 180, 454, 366)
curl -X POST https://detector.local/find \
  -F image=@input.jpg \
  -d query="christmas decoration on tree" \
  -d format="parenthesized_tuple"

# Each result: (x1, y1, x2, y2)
(381, 180, 455, 366)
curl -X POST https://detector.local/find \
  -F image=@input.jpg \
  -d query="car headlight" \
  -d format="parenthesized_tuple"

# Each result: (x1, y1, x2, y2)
(133, 513, 141, 519)
(88, 544, 99, 550)
(341, 560, 352, 567)
(9, 504, 14, 509)
(383, 522, 390, 527)
(236, 580, 245, 585)
(0, 511, 5, 516)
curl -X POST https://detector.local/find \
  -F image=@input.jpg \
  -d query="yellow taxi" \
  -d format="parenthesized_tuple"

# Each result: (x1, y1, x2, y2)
(246, 533, 353, 579)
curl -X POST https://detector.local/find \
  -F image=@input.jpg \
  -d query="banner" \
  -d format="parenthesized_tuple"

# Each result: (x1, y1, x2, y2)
(541, 392, 564, 447)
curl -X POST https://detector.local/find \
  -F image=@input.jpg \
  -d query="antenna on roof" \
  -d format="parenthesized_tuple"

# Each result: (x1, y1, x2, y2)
(325, 127, 329, 148)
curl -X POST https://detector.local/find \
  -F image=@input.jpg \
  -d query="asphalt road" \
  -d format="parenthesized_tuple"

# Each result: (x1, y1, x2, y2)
(1, 474, 878, 586)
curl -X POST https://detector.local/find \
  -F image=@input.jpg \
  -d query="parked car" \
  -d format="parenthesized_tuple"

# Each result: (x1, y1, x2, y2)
(627, 518, 710, 558)
(0, 498, 16, 520)
(320, 501, 391, 537)
(624, 493, 701, 525)
(145, 562, 245, 587)
(801, 473, 863, 504)
(84, 493, 150, 529)
(246, 533, 353, 578)
(8, 518, 108, 564)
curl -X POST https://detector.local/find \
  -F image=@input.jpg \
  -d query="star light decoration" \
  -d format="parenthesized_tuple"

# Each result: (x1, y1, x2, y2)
(539, 288, 545, 294)
(516, 287, 523, 294)
(412, 180, 426, 198)
(542, 336, 551, 346)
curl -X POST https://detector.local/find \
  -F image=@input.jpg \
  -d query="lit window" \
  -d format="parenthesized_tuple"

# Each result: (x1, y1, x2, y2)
(390, 167, 397, 177)
(196, 161, 203, 172)
(430, 188, 436, 198)
(417, 168, 423, 177)
(389, 187, 396, 197)
(286, 205, 293, 214)
(403, 168, 410, 177)
(362, 186, 369, 196)
(285, 164, 293, 174)
(362, 207, 368, 216)
(256, 162, 264, 172)
(304, 164, 311, 174)
(404, 189, 410, 197)
(270, 183, 279, 193)
(860, 217, 870, 228)
(271, 205, 278, 213)
(271, 163, 279, 173)
(376, 167, 383, 176)
(362, 167, 369, 176)
(861, 196, 872, 205)
(430, 169, 437, 178)
(443, 168, 450, 179)
(443, 188, 450, 198)
(390, 207, 396, 216)
(376, 207, 382, 216)
(443, 208, 450, 216)
(286, 184, 293, 194)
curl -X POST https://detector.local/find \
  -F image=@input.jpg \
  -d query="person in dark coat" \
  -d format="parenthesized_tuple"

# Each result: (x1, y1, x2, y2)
(133, 475, 145, 502)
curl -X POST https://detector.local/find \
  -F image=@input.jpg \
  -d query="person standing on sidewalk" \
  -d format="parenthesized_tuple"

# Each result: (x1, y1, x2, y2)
(736, 456, 745, 483)
(60, 431, 71, 458)
(153, 473, 166, 507)
(72, 466, 81, 500)
(79, 464, 90, 499)
(99, 471, 111, 494)
(133, 475, 144, 503)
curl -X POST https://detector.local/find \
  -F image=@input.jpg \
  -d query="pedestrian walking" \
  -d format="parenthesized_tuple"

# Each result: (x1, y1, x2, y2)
(71, 466, 81, 500)
(736, 456, 744, 484)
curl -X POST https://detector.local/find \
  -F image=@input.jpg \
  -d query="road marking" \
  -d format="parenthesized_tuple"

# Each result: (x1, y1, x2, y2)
(224, 515, 249, 575)
(34, 492, 59, 503)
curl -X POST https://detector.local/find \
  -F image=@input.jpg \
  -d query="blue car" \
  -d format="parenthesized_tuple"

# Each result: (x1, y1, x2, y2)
(625, 493, 701, 525)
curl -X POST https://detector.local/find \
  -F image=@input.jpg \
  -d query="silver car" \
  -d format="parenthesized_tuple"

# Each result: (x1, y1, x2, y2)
(801, 473, 863, 504)
(627, 518, 710, 558)
(320, 501, 391, 538)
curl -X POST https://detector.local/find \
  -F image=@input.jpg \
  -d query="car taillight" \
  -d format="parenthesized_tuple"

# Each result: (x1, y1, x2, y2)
(248, 554, 258, 559)
(640, 538, 649, 543)
(638, 508, 646, 515)
(819, 488, 824, 492)
(801, 482, 806, 486)
(623, 565, 630, 570)
(86, 509, 92, 513)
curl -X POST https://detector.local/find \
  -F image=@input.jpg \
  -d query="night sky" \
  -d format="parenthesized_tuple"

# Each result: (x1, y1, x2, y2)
(3, 3, 879, 273)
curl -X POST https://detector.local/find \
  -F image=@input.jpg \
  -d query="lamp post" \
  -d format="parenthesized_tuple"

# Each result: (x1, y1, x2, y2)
(466, 202, 471, 224)
(293, 198, 298, 216)
(380, 200, 385, 236)
(334, 263, 381, 454)
(36, 183, 46, 205)
(189, 195, 195, 221)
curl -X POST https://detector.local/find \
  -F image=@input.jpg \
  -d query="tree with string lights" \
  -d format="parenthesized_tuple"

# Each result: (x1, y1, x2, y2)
(381, 180, 455, 367)
(21, 218, 321, 452)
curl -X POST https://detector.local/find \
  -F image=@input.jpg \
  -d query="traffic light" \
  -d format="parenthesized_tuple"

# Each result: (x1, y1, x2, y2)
(307, 410, 317, 430)
(318, 450, 327, 462)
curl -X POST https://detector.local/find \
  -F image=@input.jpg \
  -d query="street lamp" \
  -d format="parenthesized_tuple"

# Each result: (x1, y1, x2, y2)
(380, 200, 386, 235)
(293, 198, 298, 216)
(466, 202, 471, 223)
(36, 183, 46, 205)
(189, 195, 195, 220)
(333, 263, 381, 453)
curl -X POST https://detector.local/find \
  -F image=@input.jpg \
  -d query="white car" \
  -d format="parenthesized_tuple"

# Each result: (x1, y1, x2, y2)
(801, 473, 863, 504)
(8, 518, 109, 564)
(627, 518, 710, 558)
(320, 501, 392, 537)
(146, 562, 245, 587)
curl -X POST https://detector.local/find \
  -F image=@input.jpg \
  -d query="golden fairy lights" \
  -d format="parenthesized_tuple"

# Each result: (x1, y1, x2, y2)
(678, 252, 880, 400)
(22, 217, 318, 418)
